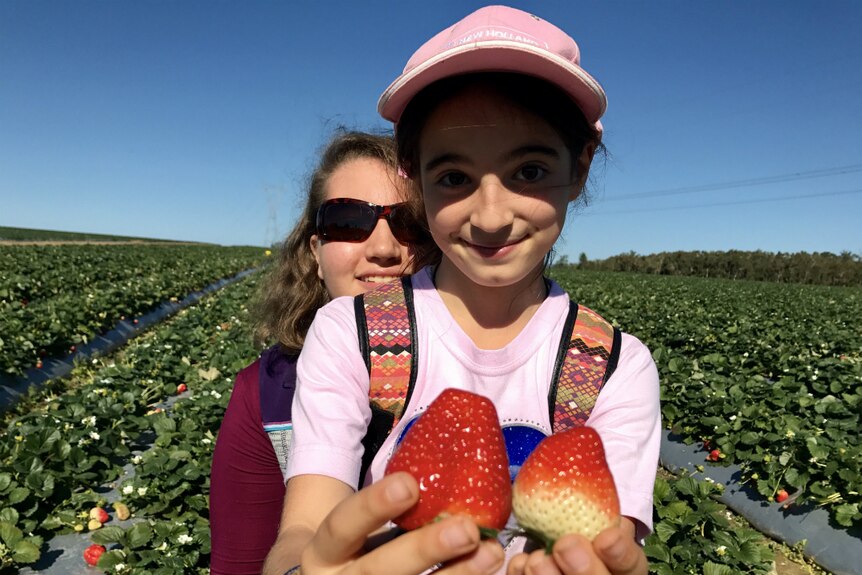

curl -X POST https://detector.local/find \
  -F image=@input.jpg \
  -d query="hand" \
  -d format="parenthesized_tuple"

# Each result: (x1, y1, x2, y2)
(298, 471, 505, 575)
(506, 525, 648, 575)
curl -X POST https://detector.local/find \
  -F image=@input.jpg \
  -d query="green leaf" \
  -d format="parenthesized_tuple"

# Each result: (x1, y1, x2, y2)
(703, 561, 735, 575)
(0, 473, 12, 491)
(0, 521, 23, 545)
(128, 521, 153, 549)
(643, 542, 672, 563)
(8, 486, 30, 505)
(835, 503, 860, 527)
(91, 525, 126, 544)
(12, 539, 40, 564)
(97, 549, 127, 569)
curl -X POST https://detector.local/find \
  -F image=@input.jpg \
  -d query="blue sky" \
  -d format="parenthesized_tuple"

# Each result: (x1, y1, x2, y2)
(2, 0, 860, 260)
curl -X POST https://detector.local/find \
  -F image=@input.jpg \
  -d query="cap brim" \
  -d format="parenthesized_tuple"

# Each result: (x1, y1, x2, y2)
(378, 41, 607, 125)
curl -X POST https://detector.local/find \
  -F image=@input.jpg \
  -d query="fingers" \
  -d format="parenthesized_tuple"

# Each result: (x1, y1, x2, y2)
(312, 472, 420, 564)
(592, 528, 648, 575)
(552, 535, 610, 575)
(360, 516, 503, 575)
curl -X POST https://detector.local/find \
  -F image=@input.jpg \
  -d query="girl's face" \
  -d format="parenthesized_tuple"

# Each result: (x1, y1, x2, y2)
(310, 157, 412, 298)
(418, 84, 582, 291)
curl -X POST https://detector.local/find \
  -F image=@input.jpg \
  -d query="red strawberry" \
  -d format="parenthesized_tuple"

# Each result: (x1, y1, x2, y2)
(89, 506, 109, 523)
(512, 427, 620, 544)
(83, 544, 106, 566)
(707, 449, 722, 462)
(385, 388, 511, 532)
(776, 489, 789, 503)
(36, 360, 43, 369)
(177, 383, 188, 394)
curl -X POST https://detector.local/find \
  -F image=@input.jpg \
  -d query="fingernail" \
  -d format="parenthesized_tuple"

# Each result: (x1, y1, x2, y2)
(385, 478, 412, 503)
(441, 520, 476, 550)
(469, 543, 503, 572)
(556, 539, 591, 573)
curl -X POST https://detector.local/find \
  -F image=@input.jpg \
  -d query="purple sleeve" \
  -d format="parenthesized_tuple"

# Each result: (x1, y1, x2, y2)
(210, 360, 286, 575)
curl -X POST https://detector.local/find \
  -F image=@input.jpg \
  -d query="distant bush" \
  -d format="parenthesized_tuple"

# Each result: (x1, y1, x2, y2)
(569, 250, 862, 287)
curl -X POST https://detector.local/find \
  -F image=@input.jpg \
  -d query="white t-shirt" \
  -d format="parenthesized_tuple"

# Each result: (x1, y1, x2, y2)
(288, 266, 661, 556)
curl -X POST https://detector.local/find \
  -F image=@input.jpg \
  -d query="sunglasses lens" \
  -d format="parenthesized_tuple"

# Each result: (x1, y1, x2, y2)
(320, 203, 375, 242)
(388, 205, 423, 243)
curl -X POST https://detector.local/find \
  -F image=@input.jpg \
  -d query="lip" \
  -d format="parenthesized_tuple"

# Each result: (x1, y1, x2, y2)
(356, 274, 403, 284)
(464, 238, 522, 259)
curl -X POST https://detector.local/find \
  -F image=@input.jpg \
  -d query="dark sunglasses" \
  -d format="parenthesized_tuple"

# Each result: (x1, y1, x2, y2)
(315, 198, 424, 244)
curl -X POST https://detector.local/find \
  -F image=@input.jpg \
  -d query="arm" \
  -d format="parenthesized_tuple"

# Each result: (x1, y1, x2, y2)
(210, 363, 286, 575)
(263, 472, 505, 575)
(262, 474, 353, 575)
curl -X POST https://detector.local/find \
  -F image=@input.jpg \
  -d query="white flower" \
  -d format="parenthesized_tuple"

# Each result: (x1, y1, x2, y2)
(716, 545, 727, 556)
(82, 416, 97, 427)
(157, 542, 168, 552)
(729, 415, 737, 421)
(132, 455, 143, 465)
(122, 485, 134, 495)
(89, 431, 100, 441)
(202, 438, 212, 445)
(137, 487, 148, 496)
(177, 534, 194, 545)
(210, 390, 222, 400)
(115, 563, 126, 572)
(77, 438, 90, 447)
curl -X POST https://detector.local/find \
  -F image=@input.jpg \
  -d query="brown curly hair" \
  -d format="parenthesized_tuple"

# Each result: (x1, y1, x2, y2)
(253, 130, 438, 354)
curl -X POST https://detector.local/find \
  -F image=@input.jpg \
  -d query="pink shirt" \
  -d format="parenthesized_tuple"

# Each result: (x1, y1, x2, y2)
(288, 267, 661, 555)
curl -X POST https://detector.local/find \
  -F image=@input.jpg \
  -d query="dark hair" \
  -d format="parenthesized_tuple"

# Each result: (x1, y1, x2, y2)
(253, 130, 438, 353)
(395, 72, 604, 202)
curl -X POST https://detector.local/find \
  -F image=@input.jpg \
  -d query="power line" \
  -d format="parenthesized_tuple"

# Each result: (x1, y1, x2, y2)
(605, 163, 862, 202)
(582, 188, 862, 216)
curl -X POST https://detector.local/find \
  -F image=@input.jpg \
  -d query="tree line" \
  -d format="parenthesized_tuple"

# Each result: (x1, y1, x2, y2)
(558, 250, 862, 287)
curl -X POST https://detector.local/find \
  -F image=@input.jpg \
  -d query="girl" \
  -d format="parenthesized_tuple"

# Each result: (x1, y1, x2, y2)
(265, 7, 660, 575)
(210, 131, 435, 574)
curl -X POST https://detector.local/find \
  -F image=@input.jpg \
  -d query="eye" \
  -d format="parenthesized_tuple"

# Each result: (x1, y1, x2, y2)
(514, 164, 547, 182)
(437, 171, 471, 187)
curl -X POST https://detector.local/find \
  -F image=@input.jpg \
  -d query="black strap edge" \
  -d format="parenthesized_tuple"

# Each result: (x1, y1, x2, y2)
(547, 300, 579, 426)
(603, 327, 622, 386)
(400, 276, 419, 420)
(354, 293, 371, 374)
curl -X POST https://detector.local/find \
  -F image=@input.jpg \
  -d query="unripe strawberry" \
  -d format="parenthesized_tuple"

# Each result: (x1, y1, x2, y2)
(513, 427, 620, 544)
(88, 518, 102, 530)
(89, 506, 109, 523)
(83, 544, 106, 566)
(114, 502, 131, 521)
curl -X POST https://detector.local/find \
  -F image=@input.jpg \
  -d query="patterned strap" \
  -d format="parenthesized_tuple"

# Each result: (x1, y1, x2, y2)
(362, 277, 416, 427)
(552, 303, 621, 433)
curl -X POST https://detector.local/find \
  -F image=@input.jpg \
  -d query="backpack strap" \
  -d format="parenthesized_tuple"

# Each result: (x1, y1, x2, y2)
(548, 302, 621, 433)
(354, 277, 418, 487)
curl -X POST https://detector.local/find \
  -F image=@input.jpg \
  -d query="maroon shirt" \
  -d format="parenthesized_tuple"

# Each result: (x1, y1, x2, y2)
(210, 355, 289, 574)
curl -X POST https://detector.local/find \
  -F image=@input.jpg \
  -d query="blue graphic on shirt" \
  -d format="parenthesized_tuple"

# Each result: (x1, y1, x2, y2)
(394, 414, 547, 483)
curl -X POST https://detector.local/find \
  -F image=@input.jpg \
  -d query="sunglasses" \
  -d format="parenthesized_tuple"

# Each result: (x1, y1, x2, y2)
(315, 198, 424, 244)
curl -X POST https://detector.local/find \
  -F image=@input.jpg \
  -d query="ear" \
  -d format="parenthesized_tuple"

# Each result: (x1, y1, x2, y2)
(309, 234, 324, 280)
(569, 142, 597, 202)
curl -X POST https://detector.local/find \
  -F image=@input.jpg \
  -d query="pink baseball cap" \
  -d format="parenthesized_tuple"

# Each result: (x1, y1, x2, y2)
(378, 5, 607, 126)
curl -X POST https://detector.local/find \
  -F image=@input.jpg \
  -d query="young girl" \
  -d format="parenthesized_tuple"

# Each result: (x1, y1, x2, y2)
(210, 131, 435, 574)
(265, 7, 660, 575)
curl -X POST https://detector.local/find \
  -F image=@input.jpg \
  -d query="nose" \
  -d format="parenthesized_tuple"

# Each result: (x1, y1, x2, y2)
(365, 218, 405, 264)
(469, 175, 515, 233)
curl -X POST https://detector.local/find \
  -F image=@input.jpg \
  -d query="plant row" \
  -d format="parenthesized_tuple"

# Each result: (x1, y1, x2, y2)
(552, 268, 862, 528)
(0, 244, 267, 376)
(2, 270, 786, 573)
(0, 272, 260, 572)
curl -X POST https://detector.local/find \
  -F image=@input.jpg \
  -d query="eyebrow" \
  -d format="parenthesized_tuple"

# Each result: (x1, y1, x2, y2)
(423, 145, 561, 173)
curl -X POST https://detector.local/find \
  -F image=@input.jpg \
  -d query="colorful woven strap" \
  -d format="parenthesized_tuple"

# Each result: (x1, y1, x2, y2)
(552, 304, 618, 433)
(363, 279, 414, 426)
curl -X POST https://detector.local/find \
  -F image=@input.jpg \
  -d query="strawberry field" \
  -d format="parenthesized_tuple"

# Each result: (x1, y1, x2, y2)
(1, 254, 858, 573)
(0, 245, 264, 377)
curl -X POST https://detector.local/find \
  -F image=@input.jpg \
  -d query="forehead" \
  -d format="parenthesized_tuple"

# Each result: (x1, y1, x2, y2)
(324, 157, 407, 204)
(418, 84, 566, 156)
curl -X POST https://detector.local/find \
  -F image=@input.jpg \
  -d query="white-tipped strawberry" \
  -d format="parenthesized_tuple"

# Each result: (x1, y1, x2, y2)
(512, 427, 620, 547)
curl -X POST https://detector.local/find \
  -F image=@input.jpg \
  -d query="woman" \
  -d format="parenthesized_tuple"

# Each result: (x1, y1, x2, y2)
(209, 130, 435, 575)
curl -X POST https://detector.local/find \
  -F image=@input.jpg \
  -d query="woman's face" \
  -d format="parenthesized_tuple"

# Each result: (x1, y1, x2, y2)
(418, 84, 581, 292)
(310, 157, 413, 298)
